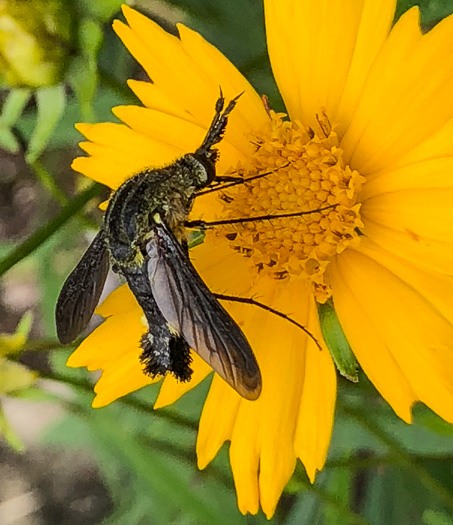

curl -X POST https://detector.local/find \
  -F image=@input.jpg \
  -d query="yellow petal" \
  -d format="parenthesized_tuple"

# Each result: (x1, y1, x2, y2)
(127, 79, 194, 120)
(334, 1, 396, 134)
(264, 0, 396, 133)
(333, 242, 453, 422)
(112, 105, 246, 174)
(190, 232, 258, 297)
(356, 239, 453, 329)
(343, 9, 453, 174)
(359, 158, 453, 274)
(329, 253, 417, 422)
(66, 309, 143, 371)
(115, 6, 266, 150)
(363, 189, 453, 242)
(294, 298, 336, 481)
(71, 156, 132, 190)
(394, 116, 453, 167)
(177, 24, 269, 136)
(361, 157, 453, 200)
(96, 283, 136, 317)
(154, 353, 212, 409)
(73, 122, 180, 188)
(196, 374, 241, 469)
(92, 353, 157, 408)
(227, 279, 315, 517)
(363, 218, 453, 275)
(75, 122, 172, 161)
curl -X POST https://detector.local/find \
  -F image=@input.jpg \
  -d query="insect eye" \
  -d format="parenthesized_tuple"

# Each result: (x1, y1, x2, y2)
(192, 152, 217, 186)
(204, 158, 217, 183)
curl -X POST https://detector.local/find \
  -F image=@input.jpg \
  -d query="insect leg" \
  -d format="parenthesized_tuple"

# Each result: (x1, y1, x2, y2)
(185, 205, 338, 229)
(196, 165, 290, 197)
(214, 293, 322, 350)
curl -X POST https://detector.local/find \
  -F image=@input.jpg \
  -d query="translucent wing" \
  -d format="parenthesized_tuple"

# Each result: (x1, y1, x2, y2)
(146, 220, 261, 400)
(56, 231, 109, 344)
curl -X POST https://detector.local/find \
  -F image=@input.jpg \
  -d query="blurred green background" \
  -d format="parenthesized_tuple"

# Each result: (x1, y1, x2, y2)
(2, 0, 453, 524)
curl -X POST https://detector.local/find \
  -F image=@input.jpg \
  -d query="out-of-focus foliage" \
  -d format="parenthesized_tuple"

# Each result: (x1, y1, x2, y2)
(0, 312, 36, 451)
(0, 0, 73, 87)
(1, 1, 453, 524)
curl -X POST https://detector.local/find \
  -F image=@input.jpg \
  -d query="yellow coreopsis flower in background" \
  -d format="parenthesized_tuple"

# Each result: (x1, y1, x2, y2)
(67, 0, 453, 517)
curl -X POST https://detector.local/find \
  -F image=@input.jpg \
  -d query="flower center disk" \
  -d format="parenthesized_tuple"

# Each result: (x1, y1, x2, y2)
(218, 111, 365, 302)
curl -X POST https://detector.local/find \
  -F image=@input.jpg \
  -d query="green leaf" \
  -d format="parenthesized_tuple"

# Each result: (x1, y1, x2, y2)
(188, 229, 206, 249)
(25, 84, 66, 163)
(0, 405, 24, 451)
(67, 18, 103, 121)
(318, 300, 358, 382)
(0, 359, 37, 394)
(89, 410, 241, 525)
(0, 88, 32, 152)
(424, 510, 453, 525)
(285, 491, 319, 525)
(79, 17, 104, 61)
(0, 126, 19, 153)
(77, 0, 123, 22)
(414, 405, 453, 437)
(67, 56, 98, 122)
(0, 311, 33, 356)
(0, 88, 32, 126)
(323, 467, 352, 525)
(395, 0, 453, 30)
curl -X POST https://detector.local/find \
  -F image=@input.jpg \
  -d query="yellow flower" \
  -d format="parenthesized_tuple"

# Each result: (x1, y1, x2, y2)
(67, 1, 453, 517)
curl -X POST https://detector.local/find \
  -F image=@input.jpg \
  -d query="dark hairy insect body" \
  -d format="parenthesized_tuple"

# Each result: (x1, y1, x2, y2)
(103, 157, 211, 385)
(105, 156, 206, 266)
(56, 94, 263, 401)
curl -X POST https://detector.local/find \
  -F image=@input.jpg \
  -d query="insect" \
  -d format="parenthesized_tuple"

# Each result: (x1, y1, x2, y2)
(55, 93, 263, 401)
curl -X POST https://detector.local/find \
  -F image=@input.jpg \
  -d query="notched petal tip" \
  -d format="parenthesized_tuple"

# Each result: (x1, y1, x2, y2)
(91, 396, 108, 409)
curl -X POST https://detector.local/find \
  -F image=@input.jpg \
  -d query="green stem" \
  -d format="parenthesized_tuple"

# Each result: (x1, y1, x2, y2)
(37, 368, 198, 431)
(338, 401, 453, 513)
(22, 339, 77, 352)
(0, 182, 103, 277)
(30, 159, 68, 206)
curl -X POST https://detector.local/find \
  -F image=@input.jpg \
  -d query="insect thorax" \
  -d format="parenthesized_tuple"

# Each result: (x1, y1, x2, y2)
(104, 154, 211, 268)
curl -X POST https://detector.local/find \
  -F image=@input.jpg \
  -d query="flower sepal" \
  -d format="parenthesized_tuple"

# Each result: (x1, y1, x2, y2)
(318, 300, 358, 382)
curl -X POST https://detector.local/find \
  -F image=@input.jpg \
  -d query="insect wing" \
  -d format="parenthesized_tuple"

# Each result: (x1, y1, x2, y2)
(146, 221, 261, 400)
(56, 231, 109, 344)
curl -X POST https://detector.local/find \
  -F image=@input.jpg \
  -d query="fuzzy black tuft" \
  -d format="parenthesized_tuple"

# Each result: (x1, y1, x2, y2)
(139, 332, 170, 378)
(169, 336, 193, 382)
(139, 331, 193, 382)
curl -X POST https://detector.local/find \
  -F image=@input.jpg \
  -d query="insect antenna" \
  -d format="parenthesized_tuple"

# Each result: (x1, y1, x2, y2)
(214, 293, 322, 350)
(186, 204, 338, 229)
